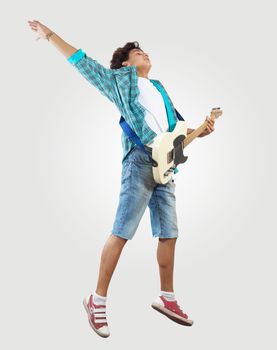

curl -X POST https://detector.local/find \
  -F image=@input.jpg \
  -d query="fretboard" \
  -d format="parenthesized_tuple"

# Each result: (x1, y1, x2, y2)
(182, 121, 208, 148)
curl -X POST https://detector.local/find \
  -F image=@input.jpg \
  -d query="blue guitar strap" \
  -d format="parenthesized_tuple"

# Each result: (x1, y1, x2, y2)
(119, 108, 185, 172)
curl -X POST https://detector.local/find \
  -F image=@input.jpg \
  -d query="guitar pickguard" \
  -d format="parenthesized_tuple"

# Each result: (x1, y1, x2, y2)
(172, 135, 188, 166)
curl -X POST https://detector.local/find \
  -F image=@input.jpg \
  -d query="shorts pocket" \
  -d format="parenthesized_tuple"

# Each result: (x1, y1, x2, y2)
(133, 148, 152, 166)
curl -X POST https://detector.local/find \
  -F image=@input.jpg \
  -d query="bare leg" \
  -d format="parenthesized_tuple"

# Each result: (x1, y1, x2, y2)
(95, 233, 128, 297)
(157, 237, 177, 292)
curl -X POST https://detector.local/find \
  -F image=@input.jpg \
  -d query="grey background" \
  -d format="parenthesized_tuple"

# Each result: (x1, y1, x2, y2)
(1, 0, 276, 348)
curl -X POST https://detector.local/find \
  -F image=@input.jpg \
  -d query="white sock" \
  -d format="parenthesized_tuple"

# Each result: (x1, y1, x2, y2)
(93, 291, 107, 305)
(160, 290, 176, 301)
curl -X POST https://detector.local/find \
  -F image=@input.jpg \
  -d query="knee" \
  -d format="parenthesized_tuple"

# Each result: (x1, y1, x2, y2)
(110, 233, 129, 246)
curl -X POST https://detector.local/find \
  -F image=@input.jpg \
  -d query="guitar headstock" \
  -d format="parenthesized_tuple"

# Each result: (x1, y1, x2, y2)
(210, 107, 223, 120)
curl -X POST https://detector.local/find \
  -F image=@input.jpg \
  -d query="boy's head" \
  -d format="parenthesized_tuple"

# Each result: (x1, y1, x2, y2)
(110, 41, 151, 71)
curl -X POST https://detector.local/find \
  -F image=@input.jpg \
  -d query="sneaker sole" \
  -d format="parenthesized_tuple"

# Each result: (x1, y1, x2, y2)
(151, 302, 194, 326)
(82, 298, 110, 338)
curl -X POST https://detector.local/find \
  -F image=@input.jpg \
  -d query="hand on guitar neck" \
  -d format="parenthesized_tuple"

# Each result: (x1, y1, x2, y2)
(182, 107, 223, 149)
(198, 117, 215, 137)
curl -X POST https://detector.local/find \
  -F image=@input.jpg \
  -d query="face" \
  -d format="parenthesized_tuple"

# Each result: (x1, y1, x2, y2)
(122, 48, 152, 70)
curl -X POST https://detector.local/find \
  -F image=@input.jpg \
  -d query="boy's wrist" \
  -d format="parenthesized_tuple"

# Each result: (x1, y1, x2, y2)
(45, 31, 55, 41)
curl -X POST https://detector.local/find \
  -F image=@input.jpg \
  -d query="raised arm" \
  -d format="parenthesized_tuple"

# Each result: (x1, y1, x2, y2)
(28, 20, 115, 102)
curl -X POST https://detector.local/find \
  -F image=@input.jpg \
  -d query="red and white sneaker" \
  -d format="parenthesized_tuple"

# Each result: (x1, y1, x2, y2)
(83, 294, 110, 338)
(151, 295, 193, 326)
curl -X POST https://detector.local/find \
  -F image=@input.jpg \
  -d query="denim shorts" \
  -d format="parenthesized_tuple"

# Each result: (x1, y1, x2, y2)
(111, 145, 179, 240)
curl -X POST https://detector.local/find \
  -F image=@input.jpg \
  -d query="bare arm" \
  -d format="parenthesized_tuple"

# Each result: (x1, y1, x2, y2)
(28, 20, 115, 102)
(27, 20, 77, 59)
(47, 32, 78, 59)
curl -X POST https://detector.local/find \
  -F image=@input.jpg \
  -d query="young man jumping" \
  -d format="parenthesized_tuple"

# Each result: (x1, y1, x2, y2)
(28, 20, 215, 338)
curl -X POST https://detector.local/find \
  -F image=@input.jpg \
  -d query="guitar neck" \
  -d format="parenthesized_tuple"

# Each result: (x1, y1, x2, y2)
(181, 108, 222, 149)
(182, 121, 208, 148)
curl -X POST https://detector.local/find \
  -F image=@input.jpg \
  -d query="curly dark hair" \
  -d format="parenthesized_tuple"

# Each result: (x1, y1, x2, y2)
(110, 41, 143, 69)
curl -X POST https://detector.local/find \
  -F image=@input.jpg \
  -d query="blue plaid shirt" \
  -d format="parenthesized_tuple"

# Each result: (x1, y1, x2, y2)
(67, 49, 179, 163)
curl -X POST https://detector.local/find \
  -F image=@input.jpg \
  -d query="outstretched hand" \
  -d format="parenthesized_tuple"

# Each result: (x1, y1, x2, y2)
(27, 20, 52, 40)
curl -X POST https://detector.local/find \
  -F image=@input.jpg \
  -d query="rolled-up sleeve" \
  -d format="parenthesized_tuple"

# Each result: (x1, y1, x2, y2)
(67, 49, 86, 64)
(67, 49, 115, 103)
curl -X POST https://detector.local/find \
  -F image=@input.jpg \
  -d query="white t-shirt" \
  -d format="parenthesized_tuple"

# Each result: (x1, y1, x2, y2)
(137, 77, 176, 180)
(137, 77, 169, 137)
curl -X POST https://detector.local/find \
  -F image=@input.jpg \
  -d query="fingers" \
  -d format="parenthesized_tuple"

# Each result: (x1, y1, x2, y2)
(28, 21, 38, 31)
(207, 122, 215, 132)
(201, 115, 216, 136)
(205, 115, 215, 133)
(208, 121, 215, 131)
(27, 20, 40, 30)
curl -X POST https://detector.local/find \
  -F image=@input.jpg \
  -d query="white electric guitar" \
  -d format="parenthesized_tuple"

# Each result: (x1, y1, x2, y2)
(145, 107, 223, 184)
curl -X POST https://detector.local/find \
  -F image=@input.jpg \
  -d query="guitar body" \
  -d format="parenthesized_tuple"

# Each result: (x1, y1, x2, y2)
(146, 107, 223, 185)
(147, 120, 188, 184)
